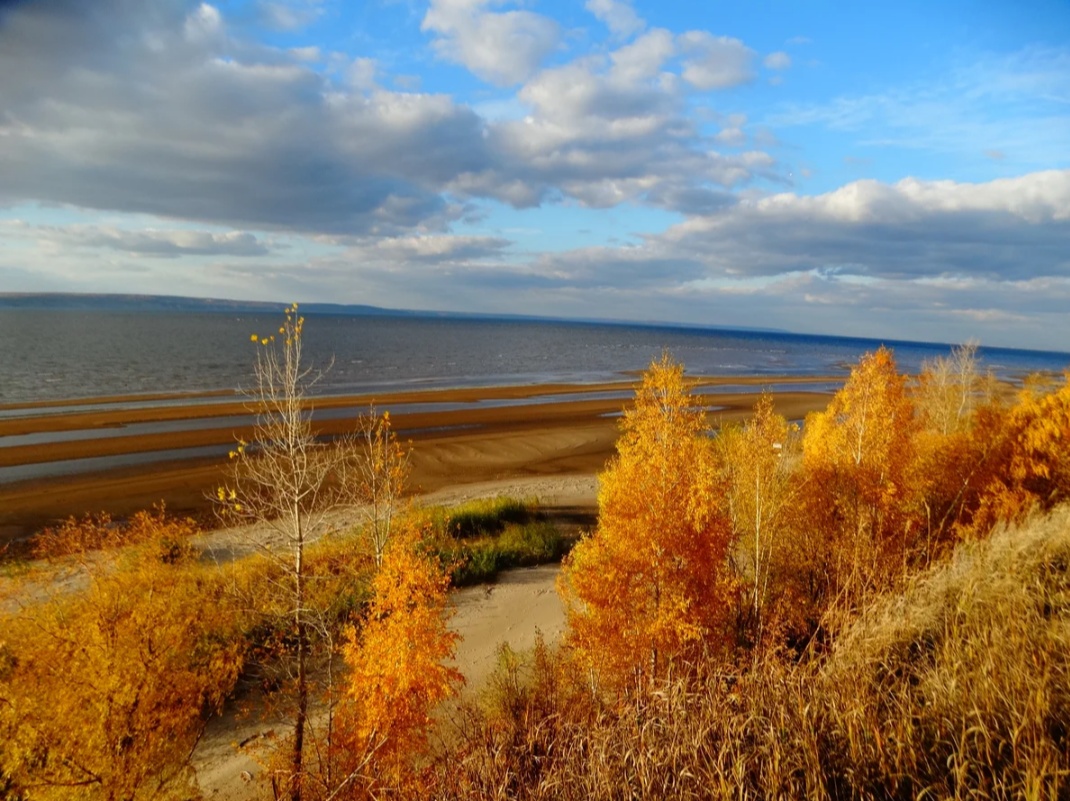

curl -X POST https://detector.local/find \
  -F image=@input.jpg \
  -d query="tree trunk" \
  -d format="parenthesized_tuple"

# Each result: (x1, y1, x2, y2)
(290, 512, 306, 801)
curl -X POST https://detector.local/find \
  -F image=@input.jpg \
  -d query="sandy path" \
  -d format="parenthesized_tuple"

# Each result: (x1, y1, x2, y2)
(447, 563, 567, 693)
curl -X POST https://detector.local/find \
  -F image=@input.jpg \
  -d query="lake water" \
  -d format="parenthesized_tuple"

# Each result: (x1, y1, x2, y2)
(1, 310, 1068, 405)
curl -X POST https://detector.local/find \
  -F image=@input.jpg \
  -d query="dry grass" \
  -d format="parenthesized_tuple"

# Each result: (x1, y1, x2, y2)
(425, 506, 1070, 800)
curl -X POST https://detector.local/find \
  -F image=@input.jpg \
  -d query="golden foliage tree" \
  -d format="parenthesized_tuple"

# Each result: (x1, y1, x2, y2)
(321, 523, 462, 798)
(0, 511, 243, 800)
(802, 347, 918, 606)
(560, 355, 734, 692)
(968, 374, 1070, 533)
(716, 393, 801, 641)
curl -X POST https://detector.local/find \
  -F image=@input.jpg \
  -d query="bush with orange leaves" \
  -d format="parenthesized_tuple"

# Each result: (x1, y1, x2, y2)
(0, 511, 244, 801)
(293, 522, 463, 800)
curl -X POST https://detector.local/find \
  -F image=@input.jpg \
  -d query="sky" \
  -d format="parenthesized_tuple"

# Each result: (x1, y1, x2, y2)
(1, 0, 1068, 350)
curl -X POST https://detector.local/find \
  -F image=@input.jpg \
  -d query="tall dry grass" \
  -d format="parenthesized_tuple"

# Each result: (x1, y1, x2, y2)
(425, 506, 1070, 800)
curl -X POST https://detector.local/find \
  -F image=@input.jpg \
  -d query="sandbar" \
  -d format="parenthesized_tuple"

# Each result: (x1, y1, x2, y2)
(0, 378, 837, 543)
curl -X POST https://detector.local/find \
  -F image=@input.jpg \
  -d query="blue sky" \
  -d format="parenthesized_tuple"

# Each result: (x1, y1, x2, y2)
(1, 0, 1068, 349)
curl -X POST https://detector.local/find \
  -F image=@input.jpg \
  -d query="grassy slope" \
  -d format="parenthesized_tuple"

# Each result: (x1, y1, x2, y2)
(431, 506, 1070, 800)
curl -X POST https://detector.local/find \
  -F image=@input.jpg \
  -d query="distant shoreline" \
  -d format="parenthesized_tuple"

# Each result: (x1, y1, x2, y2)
(0, 292, 792, 335)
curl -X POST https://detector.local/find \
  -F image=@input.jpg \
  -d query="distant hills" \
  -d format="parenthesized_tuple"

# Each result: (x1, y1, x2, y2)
(0, 292, 791, 334)
(0, 292, 411, 317)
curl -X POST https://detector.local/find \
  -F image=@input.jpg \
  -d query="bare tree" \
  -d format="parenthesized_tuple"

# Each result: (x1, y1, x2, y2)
(217, 305, 408, 801)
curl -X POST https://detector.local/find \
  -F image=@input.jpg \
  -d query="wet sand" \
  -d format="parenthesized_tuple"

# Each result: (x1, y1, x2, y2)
(0, 377, 837, 542)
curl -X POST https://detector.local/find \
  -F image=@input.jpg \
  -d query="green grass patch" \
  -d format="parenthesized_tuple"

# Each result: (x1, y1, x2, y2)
(438, 520, 570, 587)
(422, 496, 536, 540)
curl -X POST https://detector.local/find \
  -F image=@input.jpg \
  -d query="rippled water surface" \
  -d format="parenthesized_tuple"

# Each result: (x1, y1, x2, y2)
(2, 310, 1068, 404)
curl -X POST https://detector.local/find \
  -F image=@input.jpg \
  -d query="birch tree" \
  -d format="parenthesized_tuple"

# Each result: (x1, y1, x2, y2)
(802, 347, 917, 606)
(717, 393, 800, 640)
(355, 409, 410, 569)
(219, 305, 385, 801)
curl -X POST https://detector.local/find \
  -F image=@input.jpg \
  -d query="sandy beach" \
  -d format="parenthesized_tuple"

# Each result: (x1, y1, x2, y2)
(0, 377, 837, 543)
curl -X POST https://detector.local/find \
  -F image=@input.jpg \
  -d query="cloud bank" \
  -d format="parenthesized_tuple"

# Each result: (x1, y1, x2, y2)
(0, 0, 1068, 350)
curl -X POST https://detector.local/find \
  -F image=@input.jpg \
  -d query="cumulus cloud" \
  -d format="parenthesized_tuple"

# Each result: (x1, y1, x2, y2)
(609, 28, 675, 82)
(0, 1, 485, 235)
(586, 0, 645, 39)
(348, 234, 512, 263)
(655, 170, 1070, 281)
(459, 31, 777, 211)
(0, 0, 780, 232)
(424, 189, 1068, 346)
(393, 171, 1070, 304)
(678, 31, 756, 90)
(422, 0, 560, 86)
(715, 126, 746, 146)
(256, 0, 324, 31)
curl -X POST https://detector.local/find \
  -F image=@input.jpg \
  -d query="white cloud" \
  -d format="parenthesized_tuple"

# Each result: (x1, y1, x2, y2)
(347, 57, 377, 90)
(585, 0, 645, 39)
(0, 0, 781, 229)
(714, 127, 746, 146)
(256, 0, 324, 31)
(359, 234, 511, 262)
(659, 169, 1070, 280)
(948, 308, 1032, 324)
(422, 0, 560, 86)
(0, 2, 488, 235)
(763, 51, 791, 70)
(184, 3, 224, 44)
(8, 223, 274, 258)
(475, 37, 777, 209)
(290, 46, 321, 62)
(678, 31, 756, 90)
(609, 28, 675, 83)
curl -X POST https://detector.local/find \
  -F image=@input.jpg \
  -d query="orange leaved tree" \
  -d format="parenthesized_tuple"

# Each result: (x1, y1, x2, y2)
(716, 393, 802, 642)
(968, 373, 1070, 534)
(908, 342, 1002, 554)
(326, 523, 462, 798)
(560, 354, 734, 693)
(802, 347, 918, 609)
